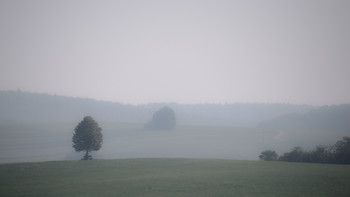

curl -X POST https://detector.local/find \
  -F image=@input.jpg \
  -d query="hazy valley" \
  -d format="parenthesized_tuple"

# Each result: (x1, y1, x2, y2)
(1, 91, 349, 163)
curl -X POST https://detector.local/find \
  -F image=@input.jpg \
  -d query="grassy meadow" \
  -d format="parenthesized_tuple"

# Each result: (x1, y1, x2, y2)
(1, 122, 350, 196)
(1, 158, 350, 197)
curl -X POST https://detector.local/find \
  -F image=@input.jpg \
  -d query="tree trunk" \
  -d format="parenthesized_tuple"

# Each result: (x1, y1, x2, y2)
(82, 150, 91, 160)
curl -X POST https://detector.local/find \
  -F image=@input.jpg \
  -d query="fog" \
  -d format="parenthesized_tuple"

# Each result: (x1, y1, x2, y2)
(0, 91, 313, 126)
(1, 0, 350, 105)
(0, 1, 350, 163)
(1, 120, 348, 163)
(0, 91, 349, 163)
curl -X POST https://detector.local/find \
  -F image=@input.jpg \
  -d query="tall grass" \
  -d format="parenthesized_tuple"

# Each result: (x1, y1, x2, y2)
(1, 158, 350, 197)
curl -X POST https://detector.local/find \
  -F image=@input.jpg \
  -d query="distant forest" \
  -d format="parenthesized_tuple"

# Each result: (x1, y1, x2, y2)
(258, 104, 350, 132)
(0, 90, 312, 126)
(1, 90, 349, 131)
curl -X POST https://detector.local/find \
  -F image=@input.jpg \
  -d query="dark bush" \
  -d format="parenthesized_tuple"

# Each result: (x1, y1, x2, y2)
(144, 106, 176, 130)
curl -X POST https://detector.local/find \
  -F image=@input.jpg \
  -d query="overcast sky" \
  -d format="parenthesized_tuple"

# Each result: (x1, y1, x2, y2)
(1, 0, 349, 105)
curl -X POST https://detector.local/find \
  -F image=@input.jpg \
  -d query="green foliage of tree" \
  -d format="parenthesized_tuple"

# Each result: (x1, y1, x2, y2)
(279, 146, 307, 162)
(309, 145, 333, 163)
(333, 136, 350, 164)
(259, 150, 278, 161)
(144, 106, 176, 130)
(72, 116, 103, 160)
(277, 136, 350, 164)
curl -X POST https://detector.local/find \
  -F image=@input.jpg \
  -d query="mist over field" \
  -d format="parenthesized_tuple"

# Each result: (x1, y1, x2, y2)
(0, 91, 349, 163)
(0, 0, 350, 164)
(2, 2, 350, 197)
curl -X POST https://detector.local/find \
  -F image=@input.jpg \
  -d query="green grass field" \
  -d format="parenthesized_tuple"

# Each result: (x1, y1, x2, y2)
(1, 158, 350, 197)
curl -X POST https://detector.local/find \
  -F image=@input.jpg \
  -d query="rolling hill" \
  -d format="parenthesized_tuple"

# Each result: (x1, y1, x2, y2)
(0, 90, 313, 127)
(258, 104, 350, 132)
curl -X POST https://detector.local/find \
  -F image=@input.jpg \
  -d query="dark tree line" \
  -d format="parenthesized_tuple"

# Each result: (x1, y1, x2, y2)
(1, 90, 316, 127)
(259, 150, 278, 161)
(260, 136, 350, 164)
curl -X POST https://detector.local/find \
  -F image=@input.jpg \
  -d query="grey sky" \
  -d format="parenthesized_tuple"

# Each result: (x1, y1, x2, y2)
(1, 0, 349, 105)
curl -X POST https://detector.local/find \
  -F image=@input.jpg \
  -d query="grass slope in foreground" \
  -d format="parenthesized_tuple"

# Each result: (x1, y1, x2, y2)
(1, 158, 350, 197)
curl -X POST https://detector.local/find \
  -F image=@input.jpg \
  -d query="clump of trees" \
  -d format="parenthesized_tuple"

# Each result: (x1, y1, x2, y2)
(259, 150, 278, 161)
(144, 106, 176, 130)
(72, 116, 103, 160)
(260, 136, 350, 164)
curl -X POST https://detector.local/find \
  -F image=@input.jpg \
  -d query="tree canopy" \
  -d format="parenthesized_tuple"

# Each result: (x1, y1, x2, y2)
(275, 136, 350, 164)
(72, 116, 103, 160)
(144, 106, 176, 130)
(259, 150, 278, 161)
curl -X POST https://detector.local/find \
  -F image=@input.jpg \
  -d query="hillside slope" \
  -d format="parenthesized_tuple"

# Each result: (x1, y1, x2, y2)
(258, 104, 350, 131)
(0, 90, 313, 126)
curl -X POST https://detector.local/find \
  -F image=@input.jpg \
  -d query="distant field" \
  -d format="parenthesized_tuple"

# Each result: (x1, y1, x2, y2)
(0, 122, 263, 163)
(0, 122, 348, 163)
(1, 158, 350, 197)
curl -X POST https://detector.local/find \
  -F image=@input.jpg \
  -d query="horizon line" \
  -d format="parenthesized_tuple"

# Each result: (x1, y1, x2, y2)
(0, 89, 346, 107)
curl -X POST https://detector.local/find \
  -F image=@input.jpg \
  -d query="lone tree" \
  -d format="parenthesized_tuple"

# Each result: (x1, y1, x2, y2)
(72, 116, 103, 160)
(144, 106, 176, 130)
(259, 150, 278, 161)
